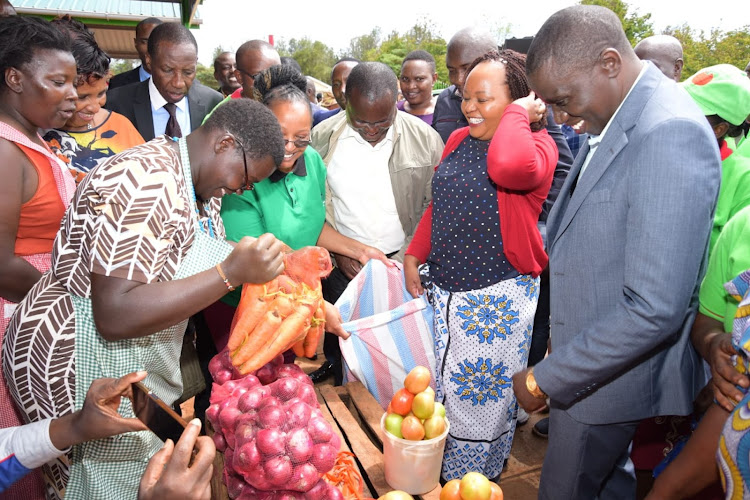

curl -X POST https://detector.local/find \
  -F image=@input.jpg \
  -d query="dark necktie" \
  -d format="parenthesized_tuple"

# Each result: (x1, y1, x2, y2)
(164, 102, 182, 138)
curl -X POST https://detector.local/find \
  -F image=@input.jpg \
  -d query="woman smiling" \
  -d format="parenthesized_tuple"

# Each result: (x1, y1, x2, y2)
(403, 49, 557, 481)
(397, 50, 438, 125)
(42, 17, 143, 184)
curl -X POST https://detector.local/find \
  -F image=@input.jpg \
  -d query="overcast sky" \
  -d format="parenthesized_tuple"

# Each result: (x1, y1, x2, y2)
(191, 1, 750, 66)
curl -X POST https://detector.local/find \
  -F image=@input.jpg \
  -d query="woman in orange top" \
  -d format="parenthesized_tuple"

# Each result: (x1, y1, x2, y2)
(43, 17, 144, 184)
(0, 16, 77, 500)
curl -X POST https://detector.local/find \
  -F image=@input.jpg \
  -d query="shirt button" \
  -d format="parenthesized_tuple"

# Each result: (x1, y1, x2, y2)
(290, 188, 294, 192)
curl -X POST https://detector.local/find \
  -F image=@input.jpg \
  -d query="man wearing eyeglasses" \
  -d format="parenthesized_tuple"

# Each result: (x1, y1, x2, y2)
(309, 62, 444, 385)
(109, 17, 163, 90)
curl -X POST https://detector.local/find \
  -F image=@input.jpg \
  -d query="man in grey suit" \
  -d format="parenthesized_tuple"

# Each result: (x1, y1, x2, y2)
(106, 23, 222, 141)
(512, 6, 721, 499)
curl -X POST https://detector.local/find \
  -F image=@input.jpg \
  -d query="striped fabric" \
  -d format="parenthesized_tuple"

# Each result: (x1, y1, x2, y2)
(337, 260, 436, 409)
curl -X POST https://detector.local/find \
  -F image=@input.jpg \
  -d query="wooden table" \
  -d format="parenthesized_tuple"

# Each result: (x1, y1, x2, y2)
(210, 381, 441, 499)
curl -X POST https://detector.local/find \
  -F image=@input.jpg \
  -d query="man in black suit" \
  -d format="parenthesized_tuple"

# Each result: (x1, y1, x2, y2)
(106, 22, 223, 141)
(108, 17, 163, 90)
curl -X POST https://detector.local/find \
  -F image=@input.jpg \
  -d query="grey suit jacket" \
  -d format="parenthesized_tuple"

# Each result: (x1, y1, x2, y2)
(533, 63, 722, 424)
(105, 79, 223, 141)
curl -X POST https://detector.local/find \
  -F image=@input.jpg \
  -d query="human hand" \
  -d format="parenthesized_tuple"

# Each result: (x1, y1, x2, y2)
(335, 253, 363, 280)
(403, 254, 423, 298)
(51, 371, 149, 450)
(138, 418, 215, 500)
(708, 333, 749, 411)
(357, 245, 392, 268)
(225, 233, 286, 285)
(512, 368, 547, 413)
(513, 91, 546, 124)
(323, 300, 349, 340)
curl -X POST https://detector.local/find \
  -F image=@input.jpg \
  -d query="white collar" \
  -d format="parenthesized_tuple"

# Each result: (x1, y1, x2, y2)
(148, 77, 188, 112)
(341, 121, 394, 150)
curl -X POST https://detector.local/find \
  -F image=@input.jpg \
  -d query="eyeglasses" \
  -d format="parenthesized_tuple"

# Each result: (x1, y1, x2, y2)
(233, 137, 254, 191)
(283, 138, 312, 148)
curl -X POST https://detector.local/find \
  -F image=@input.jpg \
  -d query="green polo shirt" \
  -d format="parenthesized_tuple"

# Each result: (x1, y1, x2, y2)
(700, 205, 750, 333)
(219, 146, 327, 307)
(710, 142, 750, 254)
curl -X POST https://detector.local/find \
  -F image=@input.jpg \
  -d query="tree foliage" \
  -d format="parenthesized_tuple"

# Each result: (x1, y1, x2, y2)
(665, 24, 750, 80)
(276, 37, 337, 82)
(580, 0, 654, 45)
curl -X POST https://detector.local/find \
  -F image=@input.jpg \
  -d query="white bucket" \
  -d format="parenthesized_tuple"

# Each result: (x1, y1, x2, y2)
(380, 414, 450, 495)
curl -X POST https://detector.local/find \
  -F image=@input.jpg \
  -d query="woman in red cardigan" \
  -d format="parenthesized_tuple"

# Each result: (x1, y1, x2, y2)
(403, 49, 557, 482)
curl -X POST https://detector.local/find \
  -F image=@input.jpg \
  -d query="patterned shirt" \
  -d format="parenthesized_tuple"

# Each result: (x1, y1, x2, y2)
(428, 135, 517, 292)
(52, 136, 225, 297)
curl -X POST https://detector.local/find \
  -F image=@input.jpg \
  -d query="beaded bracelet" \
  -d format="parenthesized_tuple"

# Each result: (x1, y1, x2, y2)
(215, 263, 236, 291)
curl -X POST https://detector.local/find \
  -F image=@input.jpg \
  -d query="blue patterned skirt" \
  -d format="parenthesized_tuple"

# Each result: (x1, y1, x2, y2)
(428, 274, 539, 480)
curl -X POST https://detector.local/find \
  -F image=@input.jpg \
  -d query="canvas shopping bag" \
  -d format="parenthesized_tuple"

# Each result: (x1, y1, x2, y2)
(337, 260, 436, 409)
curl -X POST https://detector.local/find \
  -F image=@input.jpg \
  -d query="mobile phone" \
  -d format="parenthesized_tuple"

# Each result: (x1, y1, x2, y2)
(131, 381, 188, 444)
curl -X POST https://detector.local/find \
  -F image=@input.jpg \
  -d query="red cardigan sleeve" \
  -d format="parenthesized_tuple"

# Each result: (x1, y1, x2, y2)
(405, 128, 470, 263)
(487, 103, 558, 192)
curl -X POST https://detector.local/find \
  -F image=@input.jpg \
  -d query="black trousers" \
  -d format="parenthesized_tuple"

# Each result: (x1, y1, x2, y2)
(528, 266, 550, 367)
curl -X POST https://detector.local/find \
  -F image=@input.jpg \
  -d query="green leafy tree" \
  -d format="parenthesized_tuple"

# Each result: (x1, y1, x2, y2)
(195, 62, 217, 89)
(664, 24, 750, 80)
(275, 37, 337, 82)
(579, 0, 654, 45)
(109, 59, 136, 77)
(344, 28, 381, 61)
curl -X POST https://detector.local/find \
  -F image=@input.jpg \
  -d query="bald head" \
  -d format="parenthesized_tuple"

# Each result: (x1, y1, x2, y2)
(527, 5, 637, 78)
(446, 27, 497, 94)
(634, 35, 684, 81)
(235, 40, 281, 97)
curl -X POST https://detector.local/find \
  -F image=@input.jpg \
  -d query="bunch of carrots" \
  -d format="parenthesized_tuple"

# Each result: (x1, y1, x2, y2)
(324, 451, 365, 500)
(227, 246, 333, 375)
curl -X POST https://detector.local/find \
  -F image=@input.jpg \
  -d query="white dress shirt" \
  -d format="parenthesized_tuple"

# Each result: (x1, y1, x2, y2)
(148, 78, 191, 138)
(326, 125, 405, 254)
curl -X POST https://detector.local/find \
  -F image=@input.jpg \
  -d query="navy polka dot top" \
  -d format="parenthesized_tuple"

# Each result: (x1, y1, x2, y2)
(428, 135, 518, 292)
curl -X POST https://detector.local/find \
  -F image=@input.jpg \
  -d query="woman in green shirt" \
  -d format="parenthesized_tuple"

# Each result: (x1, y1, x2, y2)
(205, 65, 387, 352)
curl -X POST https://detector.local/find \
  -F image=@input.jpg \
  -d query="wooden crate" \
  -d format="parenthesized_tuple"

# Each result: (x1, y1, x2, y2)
(209, 381, 442, 499)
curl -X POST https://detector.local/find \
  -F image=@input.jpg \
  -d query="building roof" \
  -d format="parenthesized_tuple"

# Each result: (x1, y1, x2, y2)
(13, 0, 203, 59)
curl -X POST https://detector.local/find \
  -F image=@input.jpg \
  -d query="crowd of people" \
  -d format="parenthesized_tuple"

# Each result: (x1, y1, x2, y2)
(1, 2, 750, 499)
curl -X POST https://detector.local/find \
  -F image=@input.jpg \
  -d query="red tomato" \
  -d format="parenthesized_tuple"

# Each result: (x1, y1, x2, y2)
(490, 482, 504, 500)
(404, 366, 431, 394)
(439, 479, 461, 500)
(390, 388, 415, 416)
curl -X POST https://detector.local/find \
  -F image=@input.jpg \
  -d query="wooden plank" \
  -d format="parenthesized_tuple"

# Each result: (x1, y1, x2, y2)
(316, 388, 374, 499)
(345, 381, 387, 447)
(319, 384, 393, 498)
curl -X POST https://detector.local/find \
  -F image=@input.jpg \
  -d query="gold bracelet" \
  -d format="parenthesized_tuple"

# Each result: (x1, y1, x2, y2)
(215, 263, 235, 291)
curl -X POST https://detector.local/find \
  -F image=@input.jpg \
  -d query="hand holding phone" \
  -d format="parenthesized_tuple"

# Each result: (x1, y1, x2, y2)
(138, 418, 215, 500)
(131, 382, 188, 444)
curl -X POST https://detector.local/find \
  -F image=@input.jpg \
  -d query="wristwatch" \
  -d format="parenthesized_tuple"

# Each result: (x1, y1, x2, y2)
(525, 368, 547, 399)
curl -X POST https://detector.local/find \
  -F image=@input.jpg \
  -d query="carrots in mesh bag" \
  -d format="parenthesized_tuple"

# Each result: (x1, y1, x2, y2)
(227, 245, 333, 373)
(324, 451, 365, 500)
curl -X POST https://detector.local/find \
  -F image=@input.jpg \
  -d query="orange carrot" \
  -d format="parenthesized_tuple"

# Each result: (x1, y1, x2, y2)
(291, 339, 305, 358)
(227, 296, 269, 353)
(230, 283, 265, 332)
(239, 305, 314, 373)
(265, 305, 314, 355)
(268, 293, 296, 318)
(304, 304, 326, 358)
(232, 310, 282, 368)
(277, 275, 298, 294)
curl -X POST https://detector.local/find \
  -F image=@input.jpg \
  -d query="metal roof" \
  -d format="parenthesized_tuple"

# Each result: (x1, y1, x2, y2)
(13, 0, 203, 59)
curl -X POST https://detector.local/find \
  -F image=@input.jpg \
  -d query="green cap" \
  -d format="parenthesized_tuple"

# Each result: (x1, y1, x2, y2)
(681, 64, 750, 126)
